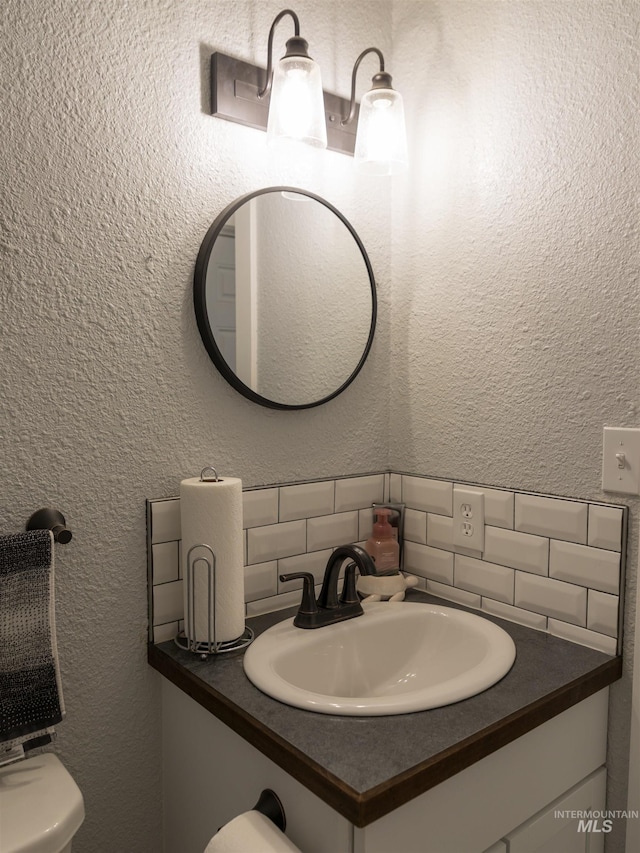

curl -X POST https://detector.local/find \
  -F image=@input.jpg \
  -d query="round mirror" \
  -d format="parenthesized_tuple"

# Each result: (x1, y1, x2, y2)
(194, 187, 377, 410)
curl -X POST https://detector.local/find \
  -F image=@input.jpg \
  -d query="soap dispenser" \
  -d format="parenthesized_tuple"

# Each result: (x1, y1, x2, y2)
(365, 508, 400, 572)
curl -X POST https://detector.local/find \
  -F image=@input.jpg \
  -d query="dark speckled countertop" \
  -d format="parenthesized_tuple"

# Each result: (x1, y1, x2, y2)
(148, 590, 621, 827)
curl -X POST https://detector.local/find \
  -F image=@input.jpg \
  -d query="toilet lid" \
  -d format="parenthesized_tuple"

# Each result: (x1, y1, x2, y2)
(0, 753, 84, 853)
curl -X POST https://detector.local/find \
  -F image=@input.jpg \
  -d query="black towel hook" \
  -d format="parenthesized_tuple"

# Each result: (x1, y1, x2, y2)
(26, 508, 73, 544)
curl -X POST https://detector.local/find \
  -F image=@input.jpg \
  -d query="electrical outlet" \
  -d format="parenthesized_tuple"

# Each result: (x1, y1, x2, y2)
(453, 487, 485, 552)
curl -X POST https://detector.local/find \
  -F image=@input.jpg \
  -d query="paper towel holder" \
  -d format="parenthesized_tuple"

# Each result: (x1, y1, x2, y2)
(200, 466, 221, 482)
(175, 543, 253, 659)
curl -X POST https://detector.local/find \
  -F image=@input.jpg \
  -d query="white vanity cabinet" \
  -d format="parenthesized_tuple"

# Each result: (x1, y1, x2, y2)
(504, 768, 606, 853)
(161, 680, 609, 853)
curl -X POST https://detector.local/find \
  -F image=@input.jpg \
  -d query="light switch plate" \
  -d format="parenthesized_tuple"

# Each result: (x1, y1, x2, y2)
(453, 487, 485, 552)
(602, 427, 640, 494)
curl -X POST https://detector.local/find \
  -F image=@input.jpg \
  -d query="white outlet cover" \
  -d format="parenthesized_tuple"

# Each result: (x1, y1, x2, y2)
(602, 427, 640, 495)
(453, 487, 485, 552)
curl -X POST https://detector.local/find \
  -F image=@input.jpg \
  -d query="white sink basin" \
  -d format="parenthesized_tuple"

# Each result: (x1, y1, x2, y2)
(243, 601, 516, 716)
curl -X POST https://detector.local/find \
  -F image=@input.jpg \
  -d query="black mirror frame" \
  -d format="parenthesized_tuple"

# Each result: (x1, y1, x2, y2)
(193, 187, 377, 410)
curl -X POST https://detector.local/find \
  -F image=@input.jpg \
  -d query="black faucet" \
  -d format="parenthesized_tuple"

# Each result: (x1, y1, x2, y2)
(280, 544, 377, 629)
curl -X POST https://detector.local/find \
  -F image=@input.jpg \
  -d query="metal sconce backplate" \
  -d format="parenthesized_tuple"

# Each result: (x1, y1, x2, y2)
(210, 52, 358, 155)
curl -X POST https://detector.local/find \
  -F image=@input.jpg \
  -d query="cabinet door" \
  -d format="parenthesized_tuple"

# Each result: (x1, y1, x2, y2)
(162, 680, 353, 853)
(507, 767, 606, 853)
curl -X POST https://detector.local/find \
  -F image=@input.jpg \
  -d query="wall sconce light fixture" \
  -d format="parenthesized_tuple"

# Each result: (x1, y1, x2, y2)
(211, 10, 356, 154)
(342, 48, 408, 175)
(210, 9, 407, 170)
(259, 9, 327, 149)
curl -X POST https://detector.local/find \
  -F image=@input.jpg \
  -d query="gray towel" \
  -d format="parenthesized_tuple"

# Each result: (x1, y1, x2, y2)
(0, 530, 64, 755)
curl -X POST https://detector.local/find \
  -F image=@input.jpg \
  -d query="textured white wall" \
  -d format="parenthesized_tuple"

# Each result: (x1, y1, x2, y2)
(390, 2, 639, 850)
(391, 0, 639, 490)
(1, 1, 391, 850)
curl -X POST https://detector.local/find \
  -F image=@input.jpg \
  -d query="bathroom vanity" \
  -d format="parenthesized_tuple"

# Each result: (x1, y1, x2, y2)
(149, 592, 621, 853)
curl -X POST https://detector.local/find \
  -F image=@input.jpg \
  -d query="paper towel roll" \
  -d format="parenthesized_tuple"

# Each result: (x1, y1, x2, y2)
(204, 811, 302, 853)
(180, 474, 245, 644)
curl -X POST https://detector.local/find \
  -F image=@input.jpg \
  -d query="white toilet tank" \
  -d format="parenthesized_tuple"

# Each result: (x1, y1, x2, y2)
(0, 753, 85, 853)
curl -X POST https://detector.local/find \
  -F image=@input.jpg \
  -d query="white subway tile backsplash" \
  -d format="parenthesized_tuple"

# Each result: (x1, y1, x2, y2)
(278, 549, 333, 590)
(247, 520, 306, 564)
(426, 579, 482, 609)
(148, 474, 625, 654)
(515, 494, 588, 544)
(152, 579, 184, 625)
(483, 488, 515, 529)
(455, 555, 514, 604)
(404, 541, 454, 584)
(587, 590, 619, 638)
(385, 473, 391, 501)
(243, 561, 278, 602)
(153, 622, 179, 643)
(426, 550, 455, 584)
(547, 619, 617, 655)
(481, 598, 547, 630)
(588, 505, 623, 551)
(483, 527, 549, 576)
(279, 481, 334, 522)
(306, 511, 359, 552)
(403, 476, 453, 516)
(549, 540, 620, 595)
(358, 508, 374, 542)
(515, 572, 587, 626)
(426, 513, 454, 551)
(151, 541, 180, 584)
(403, 540, 426, 572)
(335, 474, 385, 512)
(404, 508, 427, 544)
(242, 488, 279, 528)
(151, 499, 181, 544)
(246, 588, 313, 617)
(390, 473, 402, 502)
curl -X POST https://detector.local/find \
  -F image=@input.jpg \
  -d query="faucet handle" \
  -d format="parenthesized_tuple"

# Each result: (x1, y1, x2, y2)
(279, 572, 320, 628)
(279, 572, 317, 612)
(339, 563, 360, 606)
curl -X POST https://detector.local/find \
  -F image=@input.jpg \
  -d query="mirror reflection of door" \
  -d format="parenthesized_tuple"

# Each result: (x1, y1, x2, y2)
(206, 223, 236, 370)
(233, 201, 257, 390)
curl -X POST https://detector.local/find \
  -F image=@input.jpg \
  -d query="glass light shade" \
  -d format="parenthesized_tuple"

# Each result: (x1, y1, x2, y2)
(266, 56, 327, 149)
(354, 87, 408, 176)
